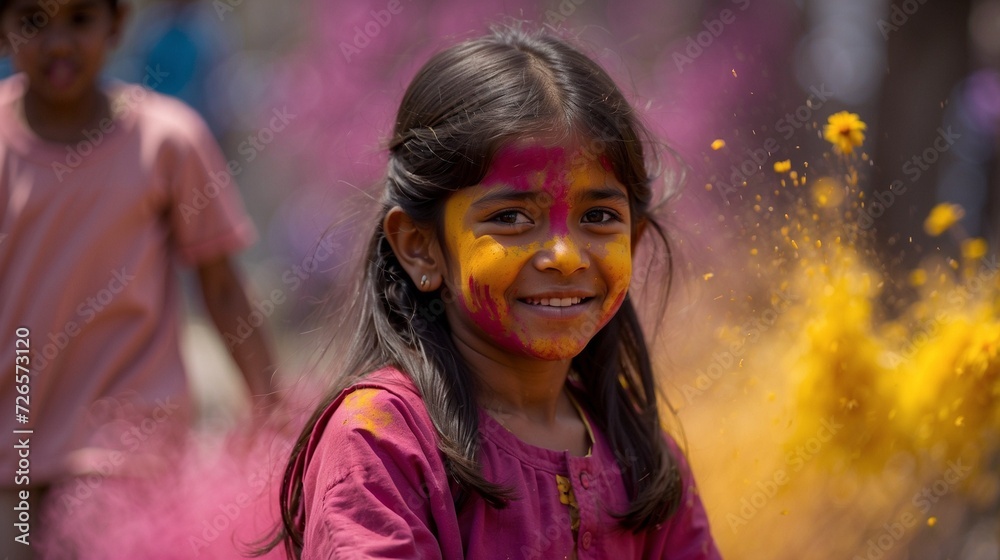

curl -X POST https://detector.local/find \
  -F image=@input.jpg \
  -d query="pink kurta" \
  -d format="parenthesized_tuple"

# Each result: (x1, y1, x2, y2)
(0, 74, 256, 485)
(300, 367, 721, 559)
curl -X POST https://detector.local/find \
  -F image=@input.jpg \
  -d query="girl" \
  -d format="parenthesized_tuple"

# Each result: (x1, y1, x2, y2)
(272, 26, 721, 559)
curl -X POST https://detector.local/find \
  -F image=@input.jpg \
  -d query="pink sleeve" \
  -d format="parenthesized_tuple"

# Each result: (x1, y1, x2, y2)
(302, 387, 461, 560)
(648, 435, 723, 559)
(166, 110, 257, 265)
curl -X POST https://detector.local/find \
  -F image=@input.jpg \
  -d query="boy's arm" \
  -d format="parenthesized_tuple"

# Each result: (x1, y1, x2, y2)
(196, 255, 277, 407)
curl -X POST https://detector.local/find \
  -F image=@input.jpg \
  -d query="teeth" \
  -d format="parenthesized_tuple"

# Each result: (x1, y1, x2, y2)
(525, 297, 583, 307)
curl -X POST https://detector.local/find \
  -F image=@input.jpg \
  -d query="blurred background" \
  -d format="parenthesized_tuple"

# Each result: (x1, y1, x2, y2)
(11, 0, 998, 557)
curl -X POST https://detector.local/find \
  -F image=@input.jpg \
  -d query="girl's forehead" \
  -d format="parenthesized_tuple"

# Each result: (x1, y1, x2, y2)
(482, 140, 615, 189)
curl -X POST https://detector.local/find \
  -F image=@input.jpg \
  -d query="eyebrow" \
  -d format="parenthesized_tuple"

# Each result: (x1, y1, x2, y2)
(471, 187, 542, 208)
(581, 187, 629, 205)
(471, 185, 629, 208)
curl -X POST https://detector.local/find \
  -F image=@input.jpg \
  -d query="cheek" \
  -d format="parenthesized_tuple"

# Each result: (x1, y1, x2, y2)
(598, 235, 632, 316)
(442, 195, 531, 328)
(458, 238, 533, 321)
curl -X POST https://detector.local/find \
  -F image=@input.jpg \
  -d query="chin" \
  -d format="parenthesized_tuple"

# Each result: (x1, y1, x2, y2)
(516, 338, 588, 362)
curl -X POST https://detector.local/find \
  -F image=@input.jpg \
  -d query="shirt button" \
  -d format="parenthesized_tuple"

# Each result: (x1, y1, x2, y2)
(579, 471, 591, 489)
(581, 531, 593, 550)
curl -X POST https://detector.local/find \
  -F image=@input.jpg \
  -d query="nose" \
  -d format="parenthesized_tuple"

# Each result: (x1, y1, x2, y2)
(535, 235, 589, 275)
(38, 21, 74, 56)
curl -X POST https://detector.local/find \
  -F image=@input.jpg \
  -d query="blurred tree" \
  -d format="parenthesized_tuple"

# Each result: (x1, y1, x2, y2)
(871, 0, 975, 270)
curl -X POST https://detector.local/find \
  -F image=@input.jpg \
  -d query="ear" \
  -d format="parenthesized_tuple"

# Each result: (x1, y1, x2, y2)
(383, 206, 445, 292)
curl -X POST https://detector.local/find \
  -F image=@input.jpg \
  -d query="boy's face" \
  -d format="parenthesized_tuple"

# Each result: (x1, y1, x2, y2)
(437, 141, 634, 362)
(0, 0, 124, 104)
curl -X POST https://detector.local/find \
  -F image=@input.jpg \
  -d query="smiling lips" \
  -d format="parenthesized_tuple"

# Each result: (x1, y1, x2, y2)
(519, 295, 593, 307)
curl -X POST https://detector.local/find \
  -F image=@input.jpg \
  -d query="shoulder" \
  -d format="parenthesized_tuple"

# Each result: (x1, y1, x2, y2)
(300, 368, 462, 558)
(111, 82, 215, 151)
(329, 369, 436, 445)
(0, 74, 26, 105)
(305, 367, 440, 479)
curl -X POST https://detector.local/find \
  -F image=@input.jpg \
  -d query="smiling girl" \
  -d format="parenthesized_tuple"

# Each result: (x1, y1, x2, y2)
(270, 27, 721, 559)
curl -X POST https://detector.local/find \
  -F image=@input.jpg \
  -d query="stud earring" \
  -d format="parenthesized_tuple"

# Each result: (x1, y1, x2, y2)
(419, 274, 429, 289)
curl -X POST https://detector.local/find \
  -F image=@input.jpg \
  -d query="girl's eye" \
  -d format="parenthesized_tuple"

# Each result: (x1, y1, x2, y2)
(490, 210, 531, 225)
(582, 209, 622, 224)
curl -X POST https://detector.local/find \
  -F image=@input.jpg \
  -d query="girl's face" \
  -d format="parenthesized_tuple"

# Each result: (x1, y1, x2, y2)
(438, 140, 633, 361)
(1, 0, 123, 105)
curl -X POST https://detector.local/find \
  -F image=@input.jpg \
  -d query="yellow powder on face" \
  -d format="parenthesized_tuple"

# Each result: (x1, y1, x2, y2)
(438, 144, 633, 359)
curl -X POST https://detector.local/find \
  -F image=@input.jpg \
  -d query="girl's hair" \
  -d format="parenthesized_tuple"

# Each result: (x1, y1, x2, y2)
(270, 24, 683, 557)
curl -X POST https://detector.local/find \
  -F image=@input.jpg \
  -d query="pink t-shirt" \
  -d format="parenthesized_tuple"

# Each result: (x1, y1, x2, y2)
(0, 74, 256, 485)
(299, 367, 722, 559)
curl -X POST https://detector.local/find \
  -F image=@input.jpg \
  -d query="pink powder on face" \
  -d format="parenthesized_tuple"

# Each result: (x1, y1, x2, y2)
(599, 154, 615, 174)
(481, 144, 562, 191)
(482, 144, 573, 235)
(463, 277, 533, 354)
(609, 289, 627, 316)
(547, 189, 571, 236)
(466, 278, 504, 336)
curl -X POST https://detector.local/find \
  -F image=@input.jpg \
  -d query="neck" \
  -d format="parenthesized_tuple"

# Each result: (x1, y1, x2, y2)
(451, 333, 572, 425)
(21, 85, 110, 144)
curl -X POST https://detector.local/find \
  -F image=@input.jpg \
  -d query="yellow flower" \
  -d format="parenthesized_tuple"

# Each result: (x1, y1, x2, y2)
(711, 139, 726, 150)
(961, 238, 987, 261)
(924, 203, 965, 237)
(823, 111, 867, 155)
(773, 159, 791, 173)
